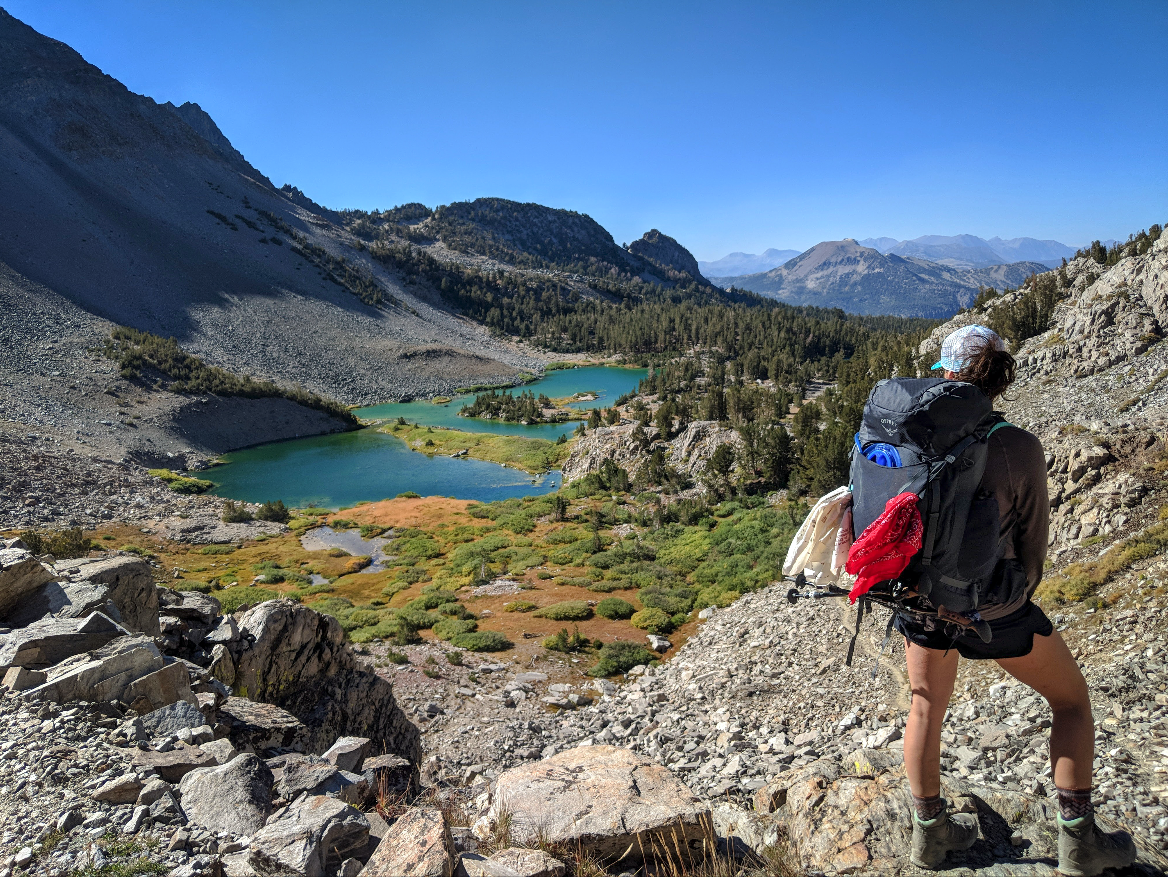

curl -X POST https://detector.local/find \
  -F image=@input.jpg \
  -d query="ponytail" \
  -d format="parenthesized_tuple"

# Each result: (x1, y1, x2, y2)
(958, 344, 1016, 400)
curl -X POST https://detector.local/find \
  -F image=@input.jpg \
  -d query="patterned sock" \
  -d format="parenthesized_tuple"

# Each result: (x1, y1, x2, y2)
(913, 793, 945, 821)
(1057, 786, 1093, 821)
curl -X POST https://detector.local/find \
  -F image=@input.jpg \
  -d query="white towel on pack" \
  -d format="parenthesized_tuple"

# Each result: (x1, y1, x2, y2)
(782, 485, 853, 586)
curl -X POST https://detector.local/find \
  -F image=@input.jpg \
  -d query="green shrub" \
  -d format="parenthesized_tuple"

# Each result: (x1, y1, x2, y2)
(587, 579, 631, 593)
(595, 597, 636, 620)
(433, 618, 478, 640)
(348, 609, 383, 629)
(396, 491, 421, 499)
(330, 518, 358, 530)
(638, 584, 696, 615)
(222, 501, 253, 523)
(18, 528, 91, 558)
(199, 545, 236, 555)
(299, 507, 331, 516)
(173, 580, 213, 593)
(544, 527, 583, 545)
(587, 641, 656, 677)
(548, 577, 587, 589)
(497, 512, 535, 534)
(359, 524, 386, 538)
(394, 608, 439, 630)
(450, 631, 513, 652)
(386, 650, 409, 664)
(256, 500, 291, 523)
(504, 600, 537, 612)
(219, 587, 278, 613)
(533, 601, 593, 621)
(544, 626, 590, 652)
(290, 583, 333, 600)
(149, 469, 214, 494)
(630, 607, 673, 634)
(447, 651, 463, 666)
(406, 591, 459, 611)
(397, 536, 442, 559)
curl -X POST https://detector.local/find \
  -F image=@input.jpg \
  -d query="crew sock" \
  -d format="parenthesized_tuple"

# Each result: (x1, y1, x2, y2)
(913, 793, 945, 821)
(1057, 786, 1093, 822)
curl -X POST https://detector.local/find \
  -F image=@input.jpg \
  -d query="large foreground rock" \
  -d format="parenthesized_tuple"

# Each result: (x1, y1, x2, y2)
(25, 635, 163, 703)
(0, 548, 54, 617)
(483, 745, 708, 862)
(131, 743, 218, 783)
(2, 579, 121, 628)
(359, 808, 455, 877)
(0, 548, 53, 616)
(249, 794, 369, 877)
(51, 556, 161, 635)
(220, 696, 311, 754)
(0, 612, 127, 670)
(179, 753, 274, 836)
(230, 600, 419, 762)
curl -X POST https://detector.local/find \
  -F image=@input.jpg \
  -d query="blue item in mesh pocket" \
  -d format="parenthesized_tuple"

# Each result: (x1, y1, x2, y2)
(854, 433, 902, 468)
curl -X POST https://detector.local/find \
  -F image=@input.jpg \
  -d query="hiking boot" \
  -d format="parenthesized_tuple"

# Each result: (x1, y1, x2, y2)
(910, 804, 978, 870)
(1057, 814, 1136, 877)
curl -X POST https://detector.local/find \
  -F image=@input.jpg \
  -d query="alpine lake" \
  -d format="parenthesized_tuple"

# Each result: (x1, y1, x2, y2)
(206, 365, 646, 508)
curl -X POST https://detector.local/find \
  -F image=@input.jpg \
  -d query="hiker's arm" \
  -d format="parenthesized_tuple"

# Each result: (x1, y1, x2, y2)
(1012, 432, 1050, 589)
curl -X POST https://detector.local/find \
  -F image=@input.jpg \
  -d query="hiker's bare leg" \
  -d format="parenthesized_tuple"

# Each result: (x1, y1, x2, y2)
(995, 629, 1093, 790)
(903, 640, 959, 797)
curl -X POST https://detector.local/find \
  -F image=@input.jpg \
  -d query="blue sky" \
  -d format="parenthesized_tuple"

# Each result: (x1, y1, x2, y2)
(6, 1, 1166, 259)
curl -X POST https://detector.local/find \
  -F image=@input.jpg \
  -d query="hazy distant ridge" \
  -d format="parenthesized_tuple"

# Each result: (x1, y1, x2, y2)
(698, 248, 801, 277)
(715, 239, 1049, 318)
(858, 233, 1076, 268)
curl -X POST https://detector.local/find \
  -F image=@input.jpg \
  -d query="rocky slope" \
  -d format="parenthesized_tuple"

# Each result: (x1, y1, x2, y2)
(715, 239, 1049, 317)
(0, 9, 545, 409)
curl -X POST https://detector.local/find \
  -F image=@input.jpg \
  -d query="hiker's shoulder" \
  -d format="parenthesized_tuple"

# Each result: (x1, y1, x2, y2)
(989, 421, 1044, 458)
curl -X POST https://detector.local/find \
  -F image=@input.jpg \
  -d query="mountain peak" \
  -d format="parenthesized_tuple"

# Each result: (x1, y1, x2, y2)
(627, 229, 705, 283)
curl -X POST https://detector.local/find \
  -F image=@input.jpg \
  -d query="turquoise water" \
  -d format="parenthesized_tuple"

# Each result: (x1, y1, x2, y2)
(357, 365, 647, 442)
(209, 429, 562, 508)
(207, 366, 645, 507)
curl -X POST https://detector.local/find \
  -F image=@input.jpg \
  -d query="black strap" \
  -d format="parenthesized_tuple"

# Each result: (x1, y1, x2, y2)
(845, 599, 866, 666)
(871, 613, 896, 680)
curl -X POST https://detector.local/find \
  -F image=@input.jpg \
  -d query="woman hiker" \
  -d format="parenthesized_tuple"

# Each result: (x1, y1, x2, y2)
(900, 325, 1136, 875)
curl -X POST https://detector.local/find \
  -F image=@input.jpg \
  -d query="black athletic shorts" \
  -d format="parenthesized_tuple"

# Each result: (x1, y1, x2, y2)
(894, 601, 1054, 660)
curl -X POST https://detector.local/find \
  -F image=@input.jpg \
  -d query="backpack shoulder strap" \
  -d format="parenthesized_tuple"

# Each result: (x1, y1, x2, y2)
(987, 417, 1013, 438)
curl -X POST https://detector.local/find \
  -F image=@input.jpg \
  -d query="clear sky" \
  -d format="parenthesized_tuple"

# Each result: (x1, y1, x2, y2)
(6, 1, 1166, 258)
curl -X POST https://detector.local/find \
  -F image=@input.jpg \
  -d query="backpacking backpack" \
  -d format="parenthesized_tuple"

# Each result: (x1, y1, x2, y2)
(849, 378, 1009, 620)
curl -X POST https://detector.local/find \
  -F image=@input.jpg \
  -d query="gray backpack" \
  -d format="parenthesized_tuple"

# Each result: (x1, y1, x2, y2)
(849, 378, 1010, 620)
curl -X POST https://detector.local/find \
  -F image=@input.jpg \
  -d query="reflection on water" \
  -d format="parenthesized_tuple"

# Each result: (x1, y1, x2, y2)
(300, 526, 392, 572)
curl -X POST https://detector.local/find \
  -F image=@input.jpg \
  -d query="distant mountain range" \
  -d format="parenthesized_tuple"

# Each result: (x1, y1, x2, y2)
(698, 249, 801, 277)
(857, 234, 1077, 269)
(713, 240, 1049, 318)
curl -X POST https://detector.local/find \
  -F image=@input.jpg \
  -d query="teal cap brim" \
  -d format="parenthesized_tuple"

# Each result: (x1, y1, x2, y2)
(930, 361, 943, 370)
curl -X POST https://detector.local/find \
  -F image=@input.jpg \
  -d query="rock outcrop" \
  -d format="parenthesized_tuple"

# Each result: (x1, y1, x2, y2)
(560, 420, 743, 485)
(229, 600, 421, 763)
(627, 229, 707, 284)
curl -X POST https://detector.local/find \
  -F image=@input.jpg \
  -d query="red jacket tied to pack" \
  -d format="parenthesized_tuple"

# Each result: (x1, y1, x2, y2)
(845, 492, 922, 603)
